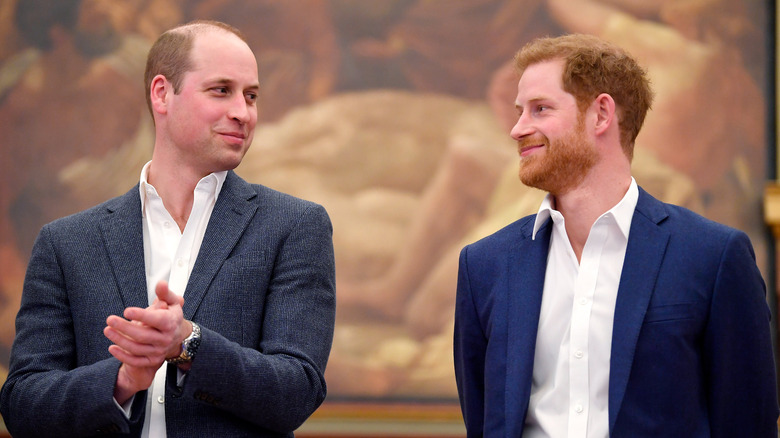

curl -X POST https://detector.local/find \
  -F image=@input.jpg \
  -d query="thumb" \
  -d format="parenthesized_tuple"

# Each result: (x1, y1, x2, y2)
(155, 281, 184, 307)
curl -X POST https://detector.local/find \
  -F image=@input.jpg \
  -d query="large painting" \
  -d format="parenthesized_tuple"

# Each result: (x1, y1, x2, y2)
(0, 0, 771, 432)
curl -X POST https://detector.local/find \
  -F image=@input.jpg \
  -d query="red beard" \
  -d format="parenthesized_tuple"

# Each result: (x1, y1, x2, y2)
(518, 116, 597, 195)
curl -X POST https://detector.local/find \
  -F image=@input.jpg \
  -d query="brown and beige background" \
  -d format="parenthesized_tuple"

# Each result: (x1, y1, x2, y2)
(0, 0, 773, 435)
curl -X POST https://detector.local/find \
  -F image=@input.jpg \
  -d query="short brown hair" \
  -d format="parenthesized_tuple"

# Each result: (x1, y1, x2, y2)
(143, 20, 248, 116)
(514, 34, 653, 159)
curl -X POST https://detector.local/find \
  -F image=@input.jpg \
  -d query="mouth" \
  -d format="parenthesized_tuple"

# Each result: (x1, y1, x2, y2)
(518, 143, 544, 157)
(220, 131, 246, 139)
(218, 131, 247, 144)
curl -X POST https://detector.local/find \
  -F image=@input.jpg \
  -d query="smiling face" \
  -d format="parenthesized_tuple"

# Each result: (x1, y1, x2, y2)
(511, 59, 597, 195)
(157, 29, 259, 177)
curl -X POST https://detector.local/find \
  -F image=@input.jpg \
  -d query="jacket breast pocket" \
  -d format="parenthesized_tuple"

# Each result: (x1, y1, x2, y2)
(643, 303, 702, 324)
(200, 250, 270, 346)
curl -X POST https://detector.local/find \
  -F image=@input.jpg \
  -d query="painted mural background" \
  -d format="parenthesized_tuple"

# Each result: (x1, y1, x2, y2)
(0, 0, 770, 418)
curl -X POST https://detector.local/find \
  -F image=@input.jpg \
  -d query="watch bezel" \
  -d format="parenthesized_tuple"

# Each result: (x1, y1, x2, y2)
(166, 321, 201, 365)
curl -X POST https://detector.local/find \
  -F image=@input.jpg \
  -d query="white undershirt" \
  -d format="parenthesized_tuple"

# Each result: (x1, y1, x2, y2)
(138, 161, 225, 437)
(524, 178, 638, 438)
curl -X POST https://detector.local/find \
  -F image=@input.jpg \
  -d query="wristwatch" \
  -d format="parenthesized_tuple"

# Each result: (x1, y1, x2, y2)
(166, 321, 201, 365)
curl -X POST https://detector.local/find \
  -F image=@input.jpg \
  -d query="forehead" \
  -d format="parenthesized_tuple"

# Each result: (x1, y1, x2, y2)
(516, 59, 568, 103)
(187, 30, 258, 84)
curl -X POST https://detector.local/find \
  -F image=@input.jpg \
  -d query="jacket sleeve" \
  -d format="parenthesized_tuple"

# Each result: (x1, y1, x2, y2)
(172, 202, 336, 434)
(454, 245, 487, 436)
(703, 229, 779, 437)
(0, 225, 145, 437)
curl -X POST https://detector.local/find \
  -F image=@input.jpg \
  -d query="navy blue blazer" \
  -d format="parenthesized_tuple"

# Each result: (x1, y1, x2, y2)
(454, 187, 778, 437)
(0, 171, 336, 437)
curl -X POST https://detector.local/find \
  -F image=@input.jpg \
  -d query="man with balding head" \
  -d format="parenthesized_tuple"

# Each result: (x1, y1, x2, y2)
(1, 20, 336, 437)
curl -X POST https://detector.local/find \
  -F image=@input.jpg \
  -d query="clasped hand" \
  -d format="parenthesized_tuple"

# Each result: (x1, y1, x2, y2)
(104, 281, 192, 404)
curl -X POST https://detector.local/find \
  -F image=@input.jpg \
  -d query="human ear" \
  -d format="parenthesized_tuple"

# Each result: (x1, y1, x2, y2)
(593, 93, 616, 136)
(150, 74, 170, 115)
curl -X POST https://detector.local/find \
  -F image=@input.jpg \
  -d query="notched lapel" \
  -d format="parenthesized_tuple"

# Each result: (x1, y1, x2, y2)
(608, 189, 670, 432)
(182, 173, 258, 319)
(100, 188, 148, 310)
(505, 218, 551, 435)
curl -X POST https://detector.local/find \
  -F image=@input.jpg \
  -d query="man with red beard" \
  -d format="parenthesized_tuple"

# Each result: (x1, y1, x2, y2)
(453, 34, 778, 437)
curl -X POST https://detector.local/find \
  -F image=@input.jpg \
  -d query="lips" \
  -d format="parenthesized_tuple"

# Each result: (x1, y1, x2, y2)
(518, 143, 544, 157)
(217, 131, 248, 146)
(517, 134, 548, 157)
(219, 131, 246, 139)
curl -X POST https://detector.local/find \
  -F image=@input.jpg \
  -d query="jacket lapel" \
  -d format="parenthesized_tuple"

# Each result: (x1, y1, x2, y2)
(182, 171, 258, 319)
(505, 217, 551, 435)
(100, 186, 149, 310)
(608, 188, 670, 431)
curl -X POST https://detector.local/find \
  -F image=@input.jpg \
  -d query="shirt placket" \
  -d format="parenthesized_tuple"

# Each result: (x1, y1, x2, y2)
(568, 221, 608, 438)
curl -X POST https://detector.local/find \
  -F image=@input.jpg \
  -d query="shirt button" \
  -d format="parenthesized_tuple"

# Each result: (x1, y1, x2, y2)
(164, 221, 171, 228)
(157, 395, 165, 404)
(579, 298, 588, 305)
(575, 404, 583, 413)
(177, 258, 185, 267)
(574, 350, 584, 359)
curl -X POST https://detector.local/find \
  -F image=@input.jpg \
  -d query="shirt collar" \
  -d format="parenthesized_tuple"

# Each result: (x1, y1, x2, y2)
(139, 160, 228, 215)
(531, 177, 639, 239)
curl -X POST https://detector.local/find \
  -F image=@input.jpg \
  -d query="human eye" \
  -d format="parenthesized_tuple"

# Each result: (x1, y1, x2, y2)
(245, 91, 258, 104)
(211, 86, 229, 95)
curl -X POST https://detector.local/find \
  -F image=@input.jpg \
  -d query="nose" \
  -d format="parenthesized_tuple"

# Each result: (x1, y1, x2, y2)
(228, 95, 252, 124)
(510, 112, 534, 141)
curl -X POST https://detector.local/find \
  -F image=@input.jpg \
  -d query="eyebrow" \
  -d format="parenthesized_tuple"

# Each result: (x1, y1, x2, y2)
(208, 78, 260, 91)
(515, 97, 549, 110)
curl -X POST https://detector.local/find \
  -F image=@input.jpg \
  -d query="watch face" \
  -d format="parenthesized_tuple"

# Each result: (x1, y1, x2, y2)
(167, 322, 200, 364)
(184, 322, 201, 359)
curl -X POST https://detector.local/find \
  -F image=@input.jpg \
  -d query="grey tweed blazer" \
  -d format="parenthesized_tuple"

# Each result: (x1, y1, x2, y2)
(1, 171, 336, 437)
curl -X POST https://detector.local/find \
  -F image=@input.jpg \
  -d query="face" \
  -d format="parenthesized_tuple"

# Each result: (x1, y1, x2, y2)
(75, 0, 121, 57)
(510, 59, 597, 195)
(159, 30, 259, 176)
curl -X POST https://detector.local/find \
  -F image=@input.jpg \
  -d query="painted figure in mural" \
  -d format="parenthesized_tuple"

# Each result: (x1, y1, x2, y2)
(332, 0, 549, 98)
(0, 0, 149, 363)
(454, 33, 778, 437)
(0, 20, 336, 437)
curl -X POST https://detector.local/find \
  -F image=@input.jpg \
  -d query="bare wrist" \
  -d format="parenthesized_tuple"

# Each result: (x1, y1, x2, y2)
(114, 365, 141, 405)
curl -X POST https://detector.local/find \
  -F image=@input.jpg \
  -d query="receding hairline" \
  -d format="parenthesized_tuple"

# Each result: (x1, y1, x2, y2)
(165, 19, 248, 44)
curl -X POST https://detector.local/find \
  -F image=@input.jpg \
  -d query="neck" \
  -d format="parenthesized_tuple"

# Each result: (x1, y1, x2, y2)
(147, 156, 211, 232)
(553, 167, 631, 261)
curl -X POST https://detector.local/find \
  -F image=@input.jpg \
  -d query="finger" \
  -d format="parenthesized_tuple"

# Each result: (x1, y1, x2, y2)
(108, 344, 163, 368)
(150, 298, 169, 310)
(123, 306, 149, 321)
(155, 281, 184, 307)
(104, 318, 171, 354)
(113, 308, 185, 360)
(106, 326, 180, 364)
(108, 309, 146, 326)
(124, 305, 181, 335)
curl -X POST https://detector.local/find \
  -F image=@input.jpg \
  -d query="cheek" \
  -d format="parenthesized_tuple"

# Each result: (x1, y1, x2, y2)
(248, 106, 259, 124)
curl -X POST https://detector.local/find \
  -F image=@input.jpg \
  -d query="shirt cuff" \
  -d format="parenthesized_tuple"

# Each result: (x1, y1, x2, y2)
(114, 394, 134, 419)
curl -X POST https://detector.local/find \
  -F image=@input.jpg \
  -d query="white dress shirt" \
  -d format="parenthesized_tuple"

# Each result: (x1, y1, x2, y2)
(138, 161, 226, 437)
(524, 178, 638, 438)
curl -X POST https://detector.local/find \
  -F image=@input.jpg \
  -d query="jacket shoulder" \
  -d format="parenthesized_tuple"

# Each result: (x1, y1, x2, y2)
(465, 214, 537, 254)
(42, 186, 139, 233)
